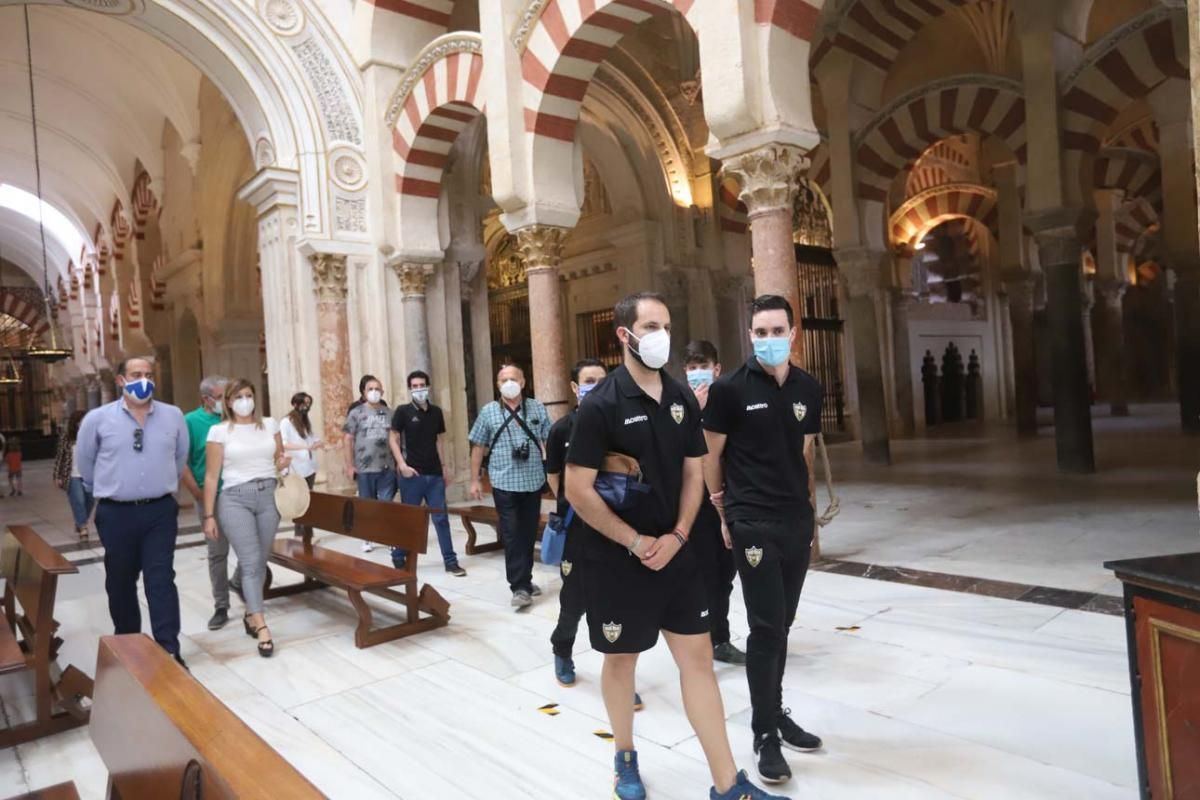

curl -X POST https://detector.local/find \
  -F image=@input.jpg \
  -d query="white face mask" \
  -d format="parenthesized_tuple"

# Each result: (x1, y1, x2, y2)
(625, 328, 671, 370)
(366, 389, 383, 405)
(210, 399, 224, 416)
(499, 380, 521, 400)
(232, 397, 255, 418)
(411, 388, 430, 405)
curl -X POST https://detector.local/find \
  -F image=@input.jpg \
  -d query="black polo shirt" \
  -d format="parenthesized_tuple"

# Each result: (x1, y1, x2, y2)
(567, 365, 706, 559)
(703, 356, 823, 524)
(544, 410, 576, 518)
(391, 402, 445, 474)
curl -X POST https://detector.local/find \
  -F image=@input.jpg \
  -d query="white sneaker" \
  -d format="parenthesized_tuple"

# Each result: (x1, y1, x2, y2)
(361, 541, 375, 553)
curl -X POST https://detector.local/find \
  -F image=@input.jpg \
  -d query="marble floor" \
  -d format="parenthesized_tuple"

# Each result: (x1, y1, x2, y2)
(2, 406, 1192, 799)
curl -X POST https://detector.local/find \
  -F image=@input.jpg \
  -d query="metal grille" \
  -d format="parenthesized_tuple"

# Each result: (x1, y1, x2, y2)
(488, 286, 533, 390)
(576, 309, 622, 369)
(797, 245, 847, 434)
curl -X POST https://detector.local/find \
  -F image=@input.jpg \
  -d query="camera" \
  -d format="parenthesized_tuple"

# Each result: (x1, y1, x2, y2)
(512, 442, 530, 462)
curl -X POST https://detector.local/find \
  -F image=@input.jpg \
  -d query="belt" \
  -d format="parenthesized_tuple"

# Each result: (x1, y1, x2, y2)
(98, 494, 172, 506)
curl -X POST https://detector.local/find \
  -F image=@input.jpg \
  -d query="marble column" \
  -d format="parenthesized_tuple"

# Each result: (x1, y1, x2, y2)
(837, 247, 891, 465)
(395, 261, 434, 376)
(1002, 270, 1039, 435)
(311, 252, 353, 489)
(722, 145, 807, 366)
(464, 260, 494, 412)
(515, 225, 571, 421)
(1028, 214, 1095, 473)
(1094, 279, 1130, 417)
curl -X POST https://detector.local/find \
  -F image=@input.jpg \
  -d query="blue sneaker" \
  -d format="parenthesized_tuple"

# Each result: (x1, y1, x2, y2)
(633, 692, 644, 712)
(710, 769, 791, 800)
(554, 655, 576, 686)
(613, 750, 646, 800)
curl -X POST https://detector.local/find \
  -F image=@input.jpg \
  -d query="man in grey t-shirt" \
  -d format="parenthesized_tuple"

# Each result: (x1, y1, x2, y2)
(343, 375, 396, 552)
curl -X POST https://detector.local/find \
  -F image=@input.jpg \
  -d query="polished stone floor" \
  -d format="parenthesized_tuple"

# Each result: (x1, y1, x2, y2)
(2, 405, 1193, 799)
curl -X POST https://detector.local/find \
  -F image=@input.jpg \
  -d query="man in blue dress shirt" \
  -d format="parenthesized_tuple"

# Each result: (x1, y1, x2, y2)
(76, 357, 194, 661)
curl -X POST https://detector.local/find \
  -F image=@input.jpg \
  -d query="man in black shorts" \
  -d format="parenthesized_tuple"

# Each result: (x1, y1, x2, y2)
(703, 295, 825, 786)
(566, 292, 786, 800)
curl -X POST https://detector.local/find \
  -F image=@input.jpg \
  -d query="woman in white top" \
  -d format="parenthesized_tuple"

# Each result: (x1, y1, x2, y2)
(203, 379, 289, 658)
(279, 392, 321, 488)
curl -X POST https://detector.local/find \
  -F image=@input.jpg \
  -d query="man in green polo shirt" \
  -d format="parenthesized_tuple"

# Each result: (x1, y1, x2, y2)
(184, 374, 238, 631)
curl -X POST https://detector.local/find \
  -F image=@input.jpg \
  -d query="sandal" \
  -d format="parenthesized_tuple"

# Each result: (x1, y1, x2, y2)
(77, 527, 88, 542)
(244, 615, 274, 657)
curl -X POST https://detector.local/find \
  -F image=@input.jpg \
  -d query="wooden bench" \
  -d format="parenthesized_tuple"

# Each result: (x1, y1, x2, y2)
(0, 525, 92, 748)
(449, 505, 550, 556)
(265, 492, 450, 648)
(2, 782, 80, 800)
(90, 634, 323, 799)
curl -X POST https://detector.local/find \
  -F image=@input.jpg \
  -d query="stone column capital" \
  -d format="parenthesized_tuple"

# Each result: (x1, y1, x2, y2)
(720, 144, 809, 217)
(394, 261, 435, 298)
(310, 252, 348, 303)
(835, 247, 885, 298)
(515, 225, 569, 276)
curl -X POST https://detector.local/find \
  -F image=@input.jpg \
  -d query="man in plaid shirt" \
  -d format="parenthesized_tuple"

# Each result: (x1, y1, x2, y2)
(469, 364, 551, 608)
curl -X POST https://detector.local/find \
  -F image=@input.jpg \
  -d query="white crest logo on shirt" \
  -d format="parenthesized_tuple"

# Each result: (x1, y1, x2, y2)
(670, 403, 684, 424)
(561, 560, 573, 577)
(744, 546, 763, 568)
(793, 402, 807, 422)
(603, 621, 623, 643)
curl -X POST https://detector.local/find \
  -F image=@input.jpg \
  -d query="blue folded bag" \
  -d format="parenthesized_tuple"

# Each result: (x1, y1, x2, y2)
(541, 507, 573, 566)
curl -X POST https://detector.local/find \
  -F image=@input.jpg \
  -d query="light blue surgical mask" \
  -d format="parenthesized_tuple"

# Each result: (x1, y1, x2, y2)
(753, 337, 791, 368)
(686, 369, 713, 389)
(577, 382, 599, 402)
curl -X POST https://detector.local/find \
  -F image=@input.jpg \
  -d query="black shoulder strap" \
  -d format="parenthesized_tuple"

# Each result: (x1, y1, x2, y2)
(487, 404, 519, 451)
(510, 399, 542, 447)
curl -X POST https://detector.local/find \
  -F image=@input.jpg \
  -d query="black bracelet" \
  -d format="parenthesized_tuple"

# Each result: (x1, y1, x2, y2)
(671, 531, 687, 546)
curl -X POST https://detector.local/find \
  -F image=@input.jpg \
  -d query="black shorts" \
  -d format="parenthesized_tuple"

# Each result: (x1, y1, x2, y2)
(582, 545, 709, 654)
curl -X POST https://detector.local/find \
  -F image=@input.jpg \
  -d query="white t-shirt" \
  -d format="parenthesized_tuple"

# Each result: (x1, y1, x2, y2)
(279, 417, 317, 478)
(70, 442, 81, 479)
(206, 417, 279, 488)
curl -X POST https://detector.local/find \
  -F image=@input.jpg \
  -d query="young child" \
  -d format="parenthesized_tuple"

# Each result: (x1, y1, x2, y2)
(6, 436, 22, 497)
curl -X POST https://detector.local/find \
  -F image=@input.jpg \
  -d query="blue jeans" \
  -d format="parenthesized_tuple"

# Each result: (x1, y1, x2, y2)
(393, 473, 458, 569)
(67, 477, 95, 529)
(356, 470, 397, 502)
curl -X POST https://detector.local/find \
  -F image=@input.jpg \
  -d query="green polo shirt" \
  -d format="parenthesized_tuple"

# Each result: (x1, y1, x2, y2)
(184, 406, 222, 487)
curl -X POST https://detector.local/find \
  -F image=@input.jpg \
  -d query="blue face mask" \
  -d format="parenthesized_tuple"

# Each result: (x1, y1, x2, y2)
(686, 369, 714, 389)
(577, 382, 599, 402)
(753, 337, 792, 368)
(123, 378, 155, 401)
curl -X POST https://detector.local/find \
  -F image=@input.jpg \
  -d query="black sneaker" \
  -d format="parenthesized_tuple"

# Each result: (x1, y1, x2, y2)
(530, 583, 542, 597)
(173, 653, 190, 672)
(778, 708, 822, 752)
(713, 641, 747, 665)
(207, 607, 229, 631)
(753, 732, 791, 784)
(446, 564, 467, 577)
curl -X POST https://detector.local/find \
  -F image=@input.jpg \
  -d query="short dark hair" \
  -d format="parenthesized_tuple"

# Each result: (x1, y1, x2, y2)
(750, 294, 795, 328)
(571, 358, 606, 384)
(116, 356, 153, 377)
(358, 374, 379, 396)
(684, 340, 718, 367)
(614, 292, 668, 332)
(407, 370, 430, 388)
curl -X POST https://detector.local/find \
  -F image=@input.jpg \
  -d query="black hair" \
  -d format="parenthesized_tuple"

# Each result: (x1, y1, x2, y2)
(683, 340, 719, 367)
(613, 292, 668, 333)
(116, 356, 153, 378)
(358, 374, 379, 396)
(571, 358, 607, 384)
(407, 370, 431, 388)
(750, 294, 795, 328)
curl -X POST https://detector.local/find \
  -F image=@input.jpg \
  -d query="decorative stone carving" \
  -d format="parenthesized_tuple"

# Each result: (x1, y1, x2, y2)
(1032, 226, 1082, 268)
(330, 150, 367, 191)
(680, 69, 702, 107)
(581, 159, 612, 217)
(258, 0, 305, 36)
(291, 40, 362, 145)
(254, 137, 276, 169)
(310, 253, 348, 303)
(657, 269, 689, 305)
(384, 35, 483, 127)
(515, 225, 568, 275)
(595, 64, 694, 197)
(395, 262, 434, 298)
(722, 145, 809, 216)
(334, 197, 367, 233)
(511, 0, 551, 51)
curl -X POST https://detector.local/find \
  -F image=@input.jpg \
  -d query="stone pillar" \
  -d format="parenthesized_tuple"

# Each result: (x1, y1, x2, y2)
(311, 253, 354, 489)
(1095, 280, 1130, 416)
(395, 261, 434, 376)
(1028, 213, 1095, 473)
(464, 260, 494, 412)
(722, 145, 807, 366)
(888, 251, 915, 436)
(837, 247, 891, 464)
(515, 225, 571, 421)
(1002, 270, 1039, 435)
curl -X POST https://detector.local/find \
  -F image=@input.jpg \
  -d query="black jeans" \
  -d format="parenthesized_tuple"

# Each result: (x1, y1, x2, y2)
(94, 496, 182, 656)
(492, 487, 542, 594)
(692, 499, 735, 645)
(550, 550, 585, 657)
(729, 515, 814, 737)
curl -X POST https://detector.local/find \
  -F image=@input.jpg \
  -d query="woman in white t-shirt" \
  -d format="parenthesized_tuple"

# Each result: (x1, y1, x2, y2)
(280, 392, 321, 488)
(202, 379, 290, 658)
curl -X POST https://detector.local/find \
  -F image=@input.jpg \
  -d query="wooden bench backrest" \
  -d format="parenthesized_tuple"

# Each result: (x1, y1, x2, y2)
(91, 635, 324, 800)
(295, 492, 431, 552)
(1, 526, 77, 628)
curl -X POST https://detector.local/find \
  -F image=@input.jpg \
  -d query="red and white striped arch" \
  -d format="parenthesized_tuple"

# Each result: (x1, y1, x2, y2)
(368, 0, 454, 27)
(1114, 196, 1160, 254)
(1093, 148, 1160, 202)
(0, 290, 49, 338)
(110, 201, 132, 262)
(1061, 8, 1185, 203)
(811, 0, 983, 74)
(807, 143, 832, 200)
(854, 77, 1026, 202)
(1105, 116, 1158, 154)
(888, 183, 998, 250)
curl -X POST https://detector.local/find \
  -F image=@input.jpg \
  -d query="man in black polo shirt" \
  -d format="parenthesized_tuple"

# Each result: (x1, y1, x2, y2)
(566, 292, 785, 800)
(388, 370, 465, 576)
(703, 295, 825, 786)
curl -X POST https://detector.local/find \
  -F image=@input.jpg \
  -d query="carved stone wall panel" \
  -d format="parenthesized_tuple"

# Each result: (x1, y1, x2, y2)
(291, 39, 362, 146)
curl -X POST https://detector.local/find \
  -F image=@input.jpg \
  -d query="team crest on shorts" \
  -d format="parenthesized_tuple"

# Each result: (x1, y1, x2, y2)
(602, 621, 623, 643)
(744, 546, 764, 567)
(793, 402, 807, 422)
(670, 403, 685, 424)
(561, 560, 573, 577)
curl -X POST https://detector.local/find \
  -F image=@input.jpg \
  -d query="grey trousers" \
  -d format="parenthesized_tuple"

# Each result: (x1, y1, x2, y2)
(215, 478, 280, 615)
(197, 500, 241, 611)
